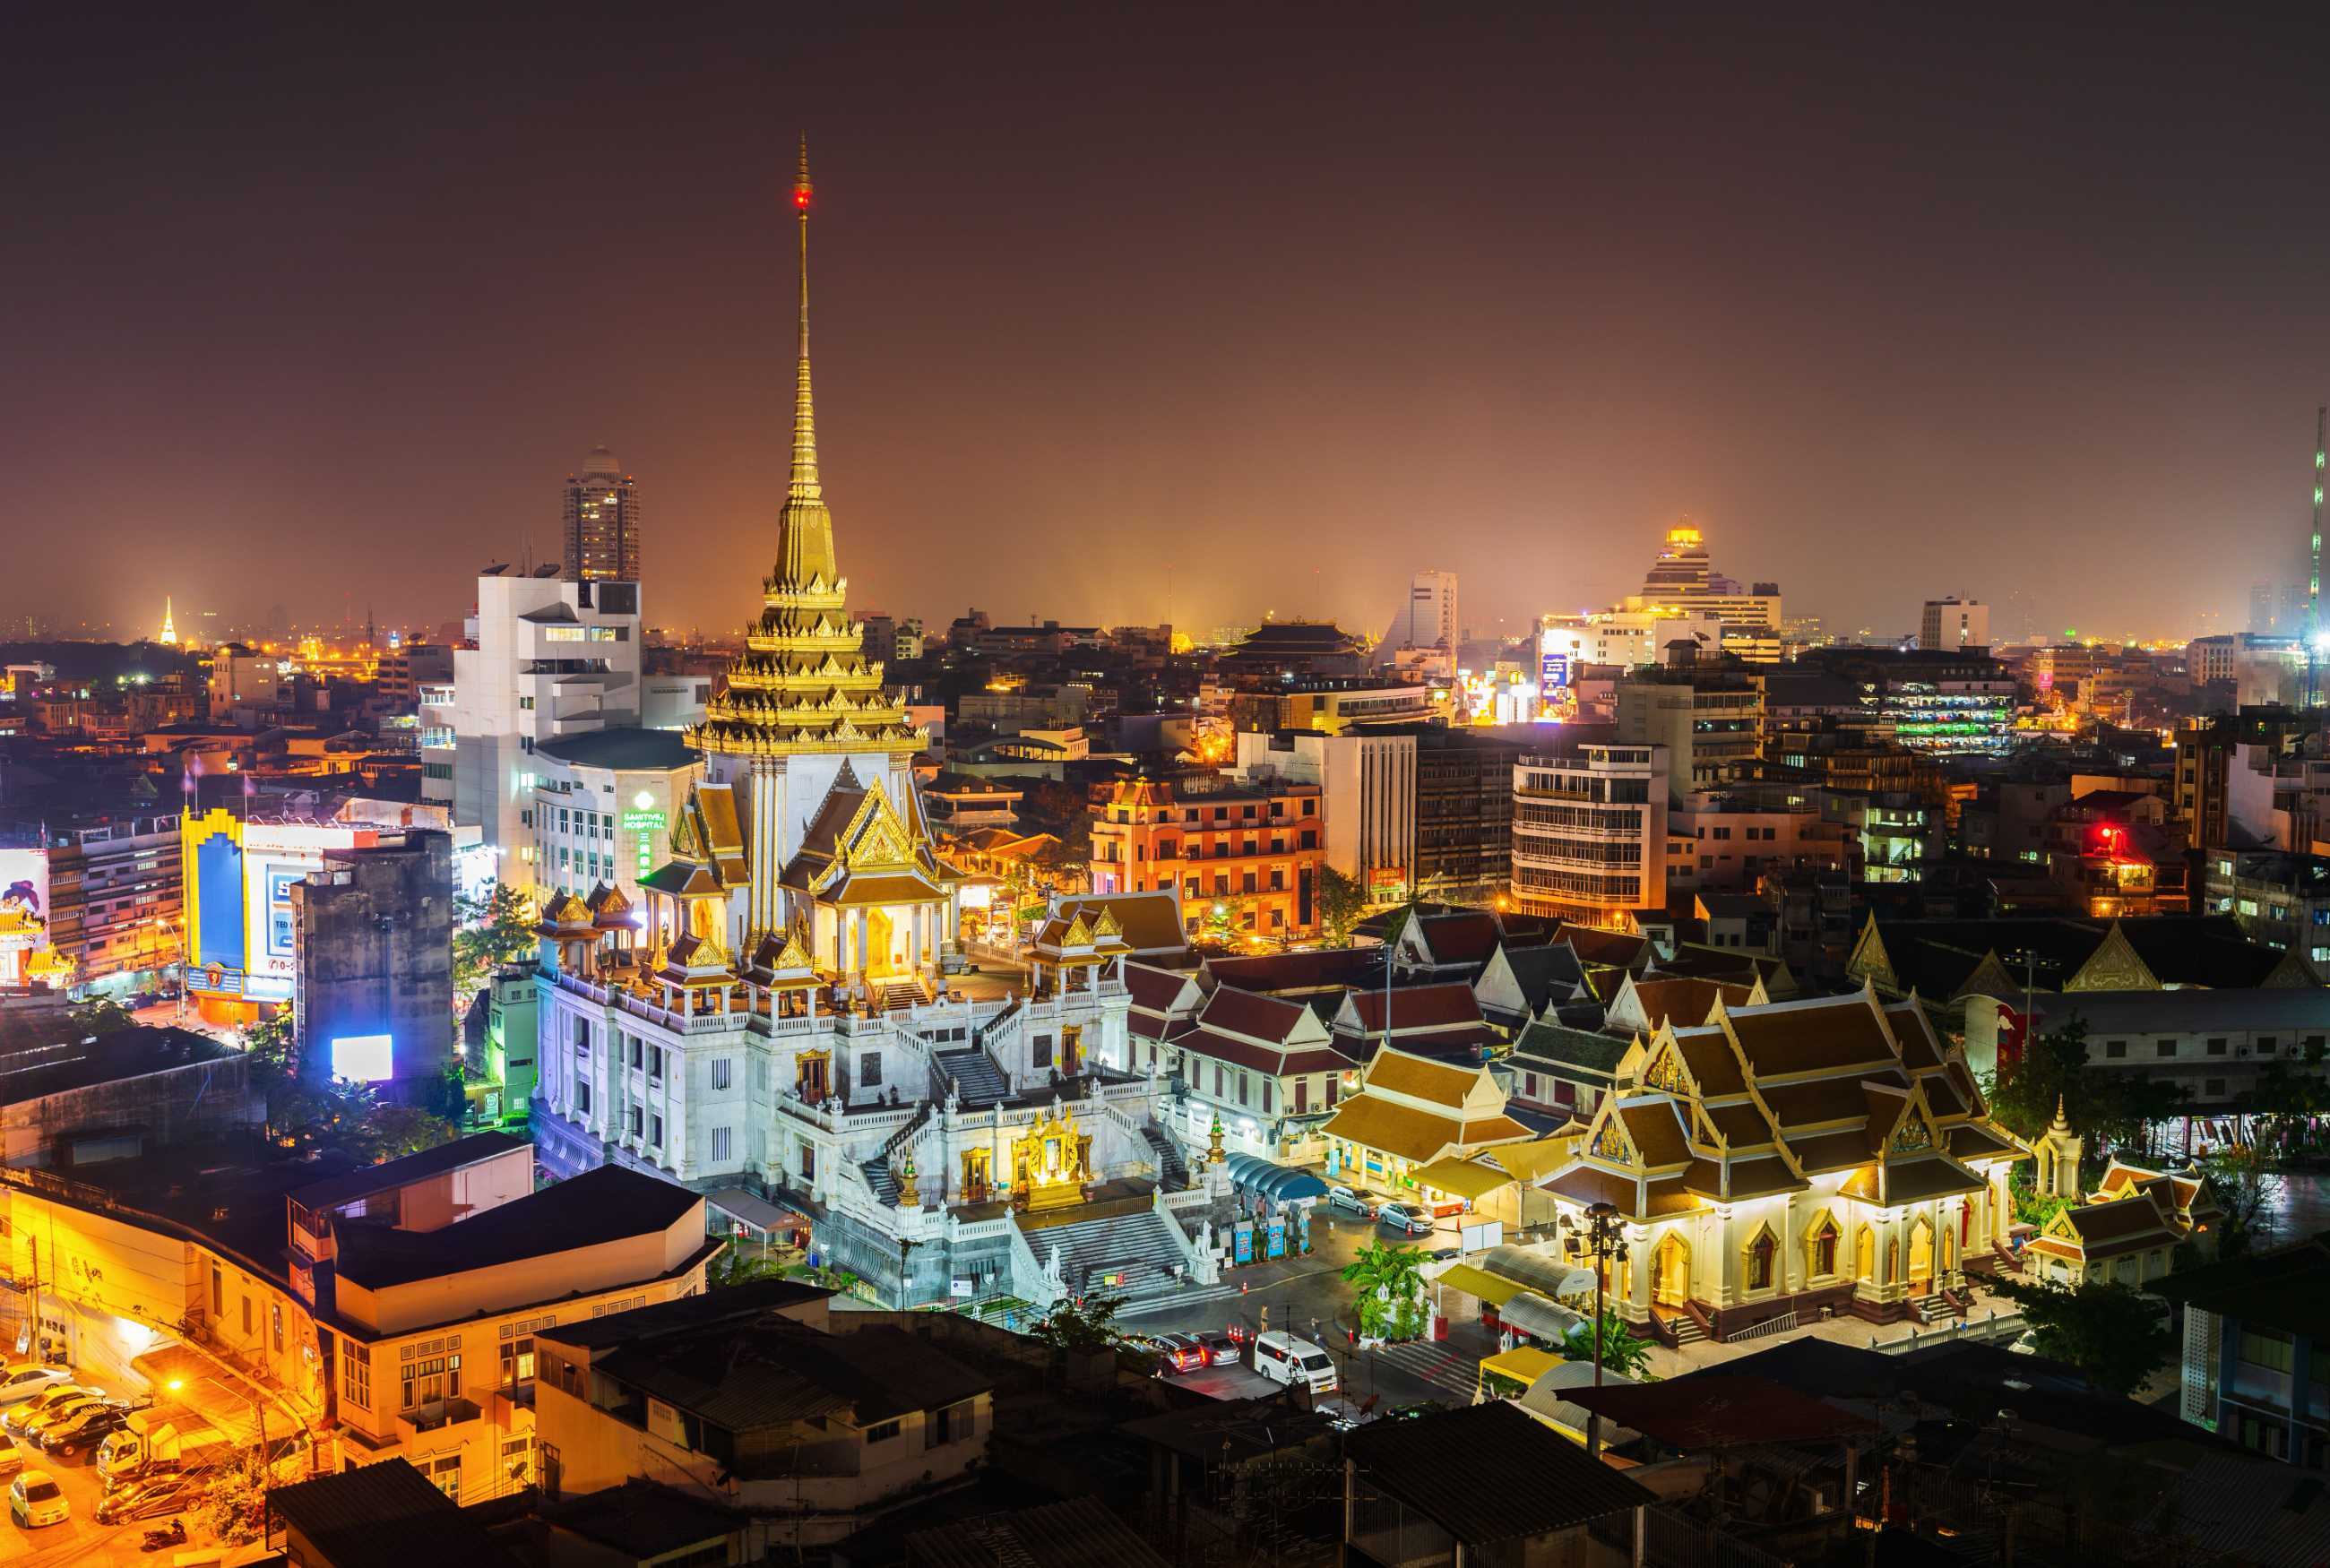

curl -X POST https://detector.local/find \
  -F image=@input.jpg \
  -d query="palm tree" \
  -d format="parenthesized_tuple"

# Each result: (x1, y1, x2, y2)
(1342, 1239, 1429, 1340)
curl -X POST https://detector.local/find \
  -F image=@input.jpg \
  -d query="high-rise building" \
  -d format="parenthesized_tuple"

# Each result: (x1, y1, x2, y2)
(1919, 597, 1989, 652)
(1621, 519, 1782, 663)
(438, 569, 645, 878)
(2250, 581, 2280, 634)
(1510, 737, 1670, 926)
(562, 444, 643, 582)
(1380, 570, 1459, 659)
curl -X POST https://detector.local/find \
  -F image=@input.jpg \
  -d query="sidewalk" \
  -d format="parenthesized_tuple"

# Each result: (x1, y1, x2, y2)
(1635, 1277, 2026, 1378)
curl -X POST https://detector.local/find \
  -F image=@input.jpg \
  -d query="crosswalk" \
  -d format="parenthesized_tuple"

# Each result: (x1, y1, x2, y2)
(1367, 1338, 1483, 1401)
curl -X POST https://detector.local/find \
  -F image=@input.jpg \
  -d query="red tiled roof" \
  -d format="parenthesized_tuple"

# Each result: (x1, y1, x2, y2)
(1413, 911, 1504, 966)
(1206, 947, 1382, 993)
(1346, 982, 1487, 1033)
(1725, 995, 1900, 1077)
(1196, 985, 1311, 1044)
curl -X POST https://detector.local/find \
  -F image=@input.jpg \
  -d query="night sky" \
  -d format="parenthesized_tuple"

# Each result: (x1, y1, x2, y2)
(8, 4, 2329, 646)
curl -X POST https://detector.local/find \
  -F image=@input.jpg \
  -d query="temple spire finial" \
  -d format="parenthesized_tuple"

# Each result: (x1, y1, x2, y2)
(789, 136, 819, 505)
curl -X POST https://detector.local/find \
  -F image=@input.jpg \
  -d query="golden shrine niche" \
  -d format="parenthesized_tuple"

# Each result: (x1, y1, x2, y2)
(1012, 1104, 1092, 1212)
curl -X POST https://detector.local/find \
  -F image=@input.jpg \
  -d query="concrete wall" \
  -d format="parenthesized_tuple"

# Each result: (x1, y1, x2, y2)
(3, 1053, 262, 1167)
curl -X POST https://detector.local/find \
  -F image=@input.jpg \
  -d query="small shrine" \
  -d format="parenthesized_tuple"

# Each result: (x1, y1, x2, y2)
(1012, 1101, 1092, 1212)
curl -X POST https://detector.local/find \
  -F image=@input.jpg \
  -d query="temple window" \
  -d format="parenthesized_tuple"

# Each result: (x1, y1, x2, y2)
(1747, 1228, 1777, 1292)
(1808, 1215, 1839, 1277)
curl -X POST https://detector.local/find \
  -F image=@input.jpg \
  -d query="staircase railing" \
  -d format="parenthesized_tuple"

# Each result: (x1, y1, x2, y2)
(880, 1103, 935, 1164)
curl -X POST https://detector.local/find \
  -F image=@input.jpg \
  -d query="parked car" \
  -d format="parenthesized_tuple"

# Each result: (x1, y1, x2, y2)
(1193, 1330, 1241, 1366)
(1323, 1185, 1372, 1219)
(40, 1400, 140, 1459)
(16, 1392, 108, 1447)
(1376, 1202, 1434, 1236)
(95, 1470, 209, 1525)
(1253, 1331, 1340, 1395)
(3, 1384, 95, 1439)
(0, 1366, 74, 1407)
(8, 1468, 69, 1529)
(0, 1430, 23, 1478)
(1145, 1333, 1212, 1375)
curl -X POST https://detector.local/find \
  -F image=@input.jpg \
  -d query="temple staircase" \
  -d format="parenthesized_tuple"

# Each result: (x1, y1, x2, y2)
(935, 1047, 1011, 1108)
(872, 978, 928, 1013)
(1908, 1293, 1953, 1325)
(1019, 1205, 1190, 1307)
(1141, 1124, 1190, 1190)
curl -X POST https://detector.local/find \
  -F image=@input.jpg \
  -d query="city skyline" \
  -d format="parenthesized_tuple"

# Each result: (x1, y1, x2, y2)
(8, 7, 2330, 642)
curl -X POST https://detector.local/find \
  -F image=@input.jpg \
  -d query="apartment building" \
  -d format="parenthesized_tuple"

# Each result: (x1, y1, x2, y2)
(1088, 773, 1325, 939)
(1509, 739, 1670, 927)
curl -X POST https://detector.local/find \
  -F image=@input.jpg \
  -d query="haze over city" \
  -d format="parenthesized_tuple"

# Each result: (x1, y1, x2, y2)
(6, 4, 2328, 642)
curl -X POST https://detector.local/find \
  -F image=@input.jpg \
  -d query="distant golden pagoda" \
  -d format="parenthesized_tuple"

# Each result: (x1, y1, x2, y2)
(159, 595, 177, 646)
(686, 142, 925, 766)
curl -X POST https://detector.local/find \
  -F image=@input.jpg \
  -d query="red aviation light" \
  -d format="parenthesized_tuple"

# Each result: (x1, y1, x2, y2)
(793, 184, 812, 211)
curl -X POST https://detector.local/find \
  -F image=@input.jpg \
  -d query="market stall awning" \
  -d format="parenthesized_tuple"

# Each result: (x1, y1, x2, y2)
(1498, 1291, 1588, 1347)
(1433, 1262, 1529, 1309)
(1411, 1156, 1516, 1202)
(1221, 1152, 1328, 1203)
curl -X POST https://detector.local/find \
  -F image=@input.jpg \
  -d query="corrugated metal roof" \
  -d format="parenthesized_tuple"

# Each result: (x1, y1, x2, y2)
(905, 1496, 1171, 1568)
(1344, 1400, 1653, 1544)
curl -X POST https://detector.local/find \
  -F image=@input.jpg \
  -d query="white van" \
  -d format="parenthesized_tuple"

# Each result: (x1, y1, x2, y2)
(1253, 1332, 1340, 1394)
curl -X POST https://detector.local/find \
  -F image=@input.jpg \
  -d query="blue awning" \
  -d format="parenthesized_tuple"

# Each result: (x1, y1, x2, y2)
(1222, 1152, 1329, 1203)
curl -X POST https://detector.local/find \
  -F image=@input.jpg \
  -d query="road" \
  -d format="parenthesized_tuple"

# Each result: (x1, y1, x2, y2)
(1120, 1205, 1500, 1416)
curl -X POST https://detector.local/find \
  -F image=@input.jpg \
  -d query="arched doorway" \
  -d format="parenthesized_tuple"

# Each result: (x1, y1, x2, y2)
(866, 908, 901, 979)
(1909, 1217, 1935, 1294)
(1856, 1223, 1877, 1283)
(1653, 1232, 1691, 1307)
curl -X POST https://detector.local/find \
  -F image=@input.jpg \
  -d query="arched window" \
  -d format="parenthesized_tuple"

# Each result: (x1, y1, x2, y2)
(1807, 1214, 1840, 1278)
(1747, 1227, 1778, 1292)
(1856, 1223, 1877, 1282)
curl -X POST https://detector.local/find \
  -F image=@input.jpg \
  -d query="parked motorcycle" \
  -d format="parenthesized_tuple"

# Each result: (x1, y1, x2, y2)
(140, 1519, 188, 1553)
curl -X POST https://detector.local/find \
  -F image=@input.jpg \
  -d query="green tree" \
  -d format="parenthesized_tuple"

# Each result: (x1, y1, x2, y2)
(1991, 1276, 2173, 1396)
(1987, 1013, 2092, 1141)
(1029, 1290, 1131, 1355)
(453, 881, 538, 999)
(1561, 1310, 1655, 1380)
(68, 998, 139, 1038)
(1342, 1239, 1428, 1340)
(2196, 1142, 2281, 1260)
(342, 1096, 456, 1163)
(1316, 866, 1369, 946)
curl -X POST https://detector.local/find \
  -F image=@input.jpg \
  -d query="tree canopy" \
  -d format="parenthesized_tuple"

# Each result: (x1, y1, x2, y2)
(453, 881, 538, 1000)
(1342, 1238, 1429, 1340)
(1990, 1276, 2173, 1397)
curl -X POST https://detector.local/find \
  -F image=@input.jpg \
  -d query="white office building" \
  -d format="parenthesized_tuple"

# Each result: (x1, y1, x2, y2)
(1920, 598, 1990, 652)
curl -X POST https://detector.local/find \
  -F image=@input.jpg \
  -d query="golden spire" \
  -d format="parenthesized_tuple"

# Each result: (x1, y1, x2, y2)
(777, 136, 836, 590)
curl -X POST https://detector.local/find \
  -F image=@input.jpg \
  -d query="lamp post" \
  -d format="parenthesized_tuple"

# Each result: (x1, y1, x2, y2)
(1559, 1201, 1629, 1460)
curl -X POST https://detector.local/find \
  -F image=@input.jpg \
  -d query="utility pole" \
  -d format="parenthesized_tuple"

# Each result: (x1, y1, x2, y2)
(1559, 1201, 1629, 1460)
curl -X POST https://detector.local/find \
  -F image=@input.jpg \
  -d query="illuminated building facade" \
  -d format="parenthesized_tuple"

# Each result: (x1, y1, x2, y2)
(439, 569, 643, 879)
(527, 728, 697, 907)
(1615, 663, 1765, 788)
(181, 803, 406, 1023)
(41, 808, 184, 997)
(1919, 597, 1989, 652)
(0, 1134, 713, 1503)
(1510, 740, 1670, 926)
(562, 444, 643, 582)
(1621, 520, 1782, 664)
(1089, 774, 1325, 939)
(1540, 991, 2027, 1340)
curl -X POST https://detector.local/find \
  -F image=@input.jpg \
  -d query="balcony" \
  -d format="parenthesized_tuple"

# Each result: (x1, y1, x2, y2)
(395, 1396, 484, 1444)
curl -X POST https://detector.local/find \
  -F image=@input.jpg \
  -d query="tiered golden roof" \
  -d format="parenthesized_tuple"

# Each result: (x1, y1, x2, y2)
(689, 142, 926, 762)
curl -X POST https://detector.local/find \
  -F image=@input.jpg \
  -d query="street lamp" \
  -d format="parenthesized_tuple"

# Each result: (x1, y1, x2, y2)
(1559, 1201, 1629, 1458)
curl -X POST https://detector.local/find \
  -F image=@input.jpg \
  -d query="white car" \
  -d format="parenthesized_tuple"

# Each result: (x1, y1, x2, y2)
(9, 1468, 69, 1529)
(0, 1366, 73, 1407)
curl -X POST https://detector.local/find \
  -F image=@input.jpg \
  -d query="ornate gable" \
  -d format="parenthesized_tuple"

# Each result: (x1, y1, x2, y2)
(1953, 951, 2021, 1003)
(1586, 1104, 1639, 1167)
(1845, 914, 1895, 991)
(2067, 919, 2160, 992)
